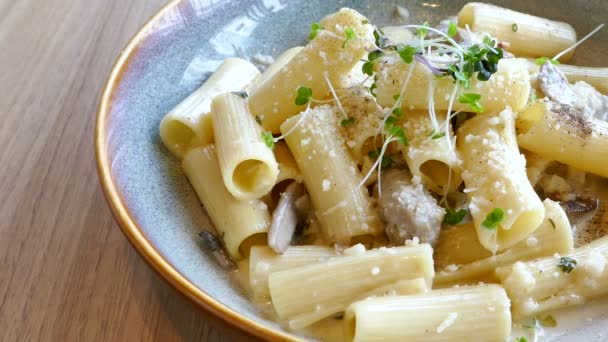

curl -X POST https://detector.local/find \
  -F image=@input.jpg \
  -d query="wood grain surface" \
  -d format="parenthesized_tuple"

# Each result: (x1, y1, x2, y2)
(0, 1, 258, 340)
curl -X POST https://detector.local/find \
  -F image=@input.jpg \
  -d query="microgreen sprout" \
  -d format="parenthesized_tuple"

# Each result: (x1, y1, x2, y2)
(448, 21, 458, 37)
(362, 50, 384, 76)
(536, 57, 560, 66)
(341, 117, 356, 127)
(482, 208, 504, 229)
(444, 208, 467, 225)
(261, 131, 275, 149)
(342, 27, 356, 48)
(368, 149, 394, 168)
(309, 22, 322, 40)
(416, 21, 430, 39)
(295, 86, 313, 106)
(459, 93, 484, 113)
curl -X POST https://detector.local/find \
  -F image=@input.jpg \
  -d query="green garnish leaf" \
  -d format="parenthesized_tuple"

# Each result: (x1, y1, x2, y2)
(536, 57, 560, 66)
(396, 45, 417, 64)
(362, 61, 375, 76)
(342, 27, 356, 48)
(557, 257, 577, 273)
(368, 50, 384, 61)
(448, 21, 458, 37)
(512, 23, 519, 32)
(373, 29, 384, 48)
(482, 208, 504, 229)
(549, 218, 556, 229)
(255, 115, 262, 125)
(368, 149, 394, 168)
(295, 86, 313, 106)
(416, 21, 430, 39)
(459, 93, 484, 113)
(233, 91, 248, 99)
(340, 117, 356, 127)
(444, 208, 467, 225)
(309, 22, 322, 40)
(261, 132, 275, 149)
(431, 131, 446, 139)
(446, 64, 471, 89)
(369, 81, 378, 97)
(392, 107, 404, 117)
(388, 125, 408, 145)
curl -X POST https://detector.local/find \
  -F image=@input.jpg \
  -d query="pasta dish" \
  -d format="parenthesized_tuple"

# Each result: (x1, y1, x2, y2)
(158, 3, 608, 341)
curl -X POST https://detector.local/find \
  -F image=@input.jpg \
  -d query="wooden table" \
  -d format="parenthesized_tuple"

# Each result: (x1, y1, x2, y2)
(0, 1, 256, 340)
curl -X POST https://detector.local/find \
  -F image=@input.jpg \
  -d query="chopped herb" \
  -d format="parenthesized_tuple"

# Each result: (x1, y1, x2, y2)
(362, 50, 384, 76)
(444, 208, 467, 225)
(536, 57, 560, 66)
(416, 21, 430, 39)
(482, 208, 504, 229)
(262, 132, 274, 149)
(362, 61, 375, 76)
(431, 131, 446, 139)
(392, 94, 401, 101)
(368, 149, 394, 168)
(361, 19, 369, 25)
(309, 22, 322, 40)
(233, 91, 248, 99)
(340, 117, 356, 127)
(447, 42, 503, 87)
(396, 45, 418, 64)
(512, 23, 519, 32)
(369, 81, 378, 97)
(558, 257, 577, 273)
(261, 131, 275, 149)
(448, 21, 458, 37)
(387, 125, 408, 145)
(342, 27, 356, 48)
(295, 86, 313, 106)
(373, 28, 384, 48)
(516, 337, 527, 342)
(392, 107, 404, 117)
(548, 218, 556, 229)
(459, 93, 484, 113)
(255, 115, 262, 125)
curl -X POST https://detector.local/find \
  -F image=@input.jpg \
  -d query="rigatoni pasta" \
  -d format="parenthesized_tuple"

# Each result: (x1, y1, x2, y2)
(268, 243, 434, 328)
(211, 93, 279, 200)
(280, 106, 383, 243)
(517, 100, 608, 178)
(182, 146, 270, 259)
(434, 199, 574, 286)
(344, 284, 511, 341)
(458, 2, 577, 61)
(159, 58, 260, 158)
(457, 107, 545, 252)
(158, 4, 608, 340)
(249, 8, 374, 133)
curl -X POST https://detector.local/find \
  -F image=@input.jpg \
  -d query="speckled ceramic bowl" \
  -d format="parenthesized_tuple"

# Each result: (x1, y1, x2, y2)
(96, 1, 607, 340)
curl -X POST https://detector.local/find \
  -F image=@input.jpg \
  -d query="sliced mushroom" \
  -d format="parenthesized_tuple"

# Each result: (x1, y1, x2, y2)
(198, 230, 237, 271)
(538, 61, 579, 107)
(376, 169, 445, 246)
(560, 198, 599, 223)
(268, 182, 305, 254)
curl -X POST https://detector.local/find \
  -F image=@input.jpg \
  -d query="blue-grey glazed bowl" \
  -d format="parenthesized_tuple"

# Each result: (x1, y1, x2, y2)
(96, 0, 607, 340)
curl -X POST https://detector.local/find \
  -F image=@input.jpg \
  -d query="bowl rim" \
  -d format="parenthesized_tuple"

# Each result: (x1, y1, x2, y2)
(94, 1, 298, 340)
